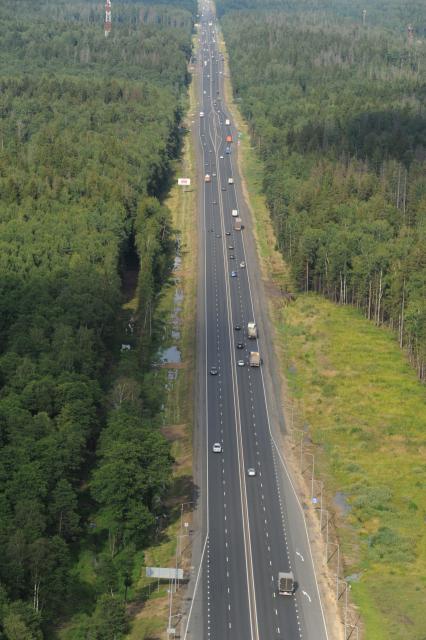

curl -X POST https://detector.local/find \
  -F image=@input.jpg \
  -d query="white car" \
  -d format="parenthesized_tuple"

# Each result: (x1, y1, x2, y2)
(225, 119, 230, 125)
(220, 155, 224, 159)
(200, 111, 204, 117)
(237, 359, 245, 367)
(239, 261, 246, 268)
(247, 468, 256, 477)
(228, 177, 234, 184)
(231, 209, 238, 217)
(212, 442, 222, 453)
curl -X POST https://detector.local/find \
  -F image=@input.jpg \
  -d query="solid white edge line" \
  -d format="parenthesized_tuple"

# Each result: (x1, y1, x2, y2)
(182, 29, 210, 640)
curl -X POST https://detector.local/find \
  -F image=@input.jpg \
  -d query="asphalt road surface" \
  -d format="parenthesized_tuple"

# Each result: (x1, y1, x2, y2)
(184, 4, 330, 640)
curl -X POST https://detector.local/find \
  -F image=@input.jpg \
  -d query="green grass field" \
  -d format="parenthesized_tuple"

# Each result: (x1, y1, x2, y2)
(281, 297, 426, 639)
(218, 24, 426, 640)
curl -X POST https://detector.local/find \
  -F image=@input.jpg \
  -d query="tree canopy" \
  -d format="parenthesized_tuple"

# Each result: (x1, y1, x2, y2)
(0, 0, 194, 637)
(220, 0, 426, 379)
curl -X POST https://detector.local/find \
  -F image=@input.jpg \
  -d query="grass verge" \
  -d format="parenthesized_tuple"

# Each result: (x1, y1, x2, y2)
(218, 22, 426, 640)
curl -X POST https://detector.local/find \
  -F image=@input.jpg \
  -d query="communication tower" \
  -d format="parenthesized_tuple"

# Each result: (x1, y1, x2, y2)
(105, 0, 112, 37)
(407, 24, 414, 45)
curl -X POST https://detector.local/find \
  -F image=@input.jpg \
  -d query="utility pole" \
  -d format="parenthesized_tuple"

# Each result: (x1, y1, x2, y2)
(407, 24, 414, 46)
(105, 0, 112, 37)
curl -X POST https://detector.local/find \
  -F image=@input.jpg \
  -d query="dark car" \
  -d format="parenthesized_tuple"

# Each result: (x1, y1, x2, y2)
(229, 254, 235, 260)
(210, 366, 218, 376)
(225, 231, 231, 236)
(236, 342, 245, 349)
(233, 324, 241, 331)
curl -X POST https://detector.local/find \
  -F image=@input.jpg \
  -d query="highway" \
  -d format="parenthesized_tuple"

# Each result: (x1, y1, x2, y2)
(184, 3, 331, 639)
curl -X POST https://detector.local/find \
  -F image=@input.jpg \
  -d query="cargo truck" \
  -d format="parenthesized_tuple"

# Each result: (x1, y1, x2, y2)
(233, 217, 242, 231)
(247, 322, 257, 339)
(278, 571, 294, 596)
(226, 134, 232, 143)
(249, 351, 260, 367)
(231, 209, 238, 217)
(225, 118, 230, 125)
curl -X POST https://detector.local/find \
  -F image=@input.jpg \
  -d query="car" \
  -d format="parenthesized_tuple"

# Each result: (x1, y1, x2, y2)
(228, 245, 234, 250)
(228, 178, 234, 184)
(225, 147, 231, 154)
(229, 254, 235, 260)
(212, 172, 217, 177)
(220, 155, 224, 159)
(236, 342, 245, 349)
(210, 366, 218, 376)
(234, 324, 241, 331)
(225, 231, 231, 236)
(200, 111, 205, 117)
(221, 186, 227, 191)
(237, 359, 245, 367)
(212, 201, 217, 205)
(247, 468, 256, 477)
(212, 442, 222, 453)
(231, 271, 237, 277)
(239, 261, 246, 268)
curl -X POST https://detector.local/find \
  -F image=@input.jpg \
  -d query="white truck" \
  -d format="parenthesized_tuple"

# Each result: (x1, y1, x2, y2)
(231, 209, 238, 217)
(228, 177, 234, 184)
(204, 174, 211, 183)
(249, 351, 260, 367)
(225, 118, 230, 125)
(247, 322, 257, 339)
(278, 571, 294, 596)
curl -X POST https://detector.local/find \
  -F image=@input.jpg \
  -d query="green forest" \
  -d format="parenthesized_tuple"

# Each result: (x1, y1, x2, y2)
(0, 0, 195, 638)
(219, 0, 426, 380)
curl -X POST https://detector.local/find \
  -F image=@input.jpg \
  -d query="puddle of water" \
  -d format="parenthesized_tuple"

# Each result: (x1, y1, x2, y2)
(174, 255, 182, 270)
(174, 288, 184, 304)
(345, 573, 361, 583)
(160, 345, 181, 364)
(334, 491, 351, 514)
